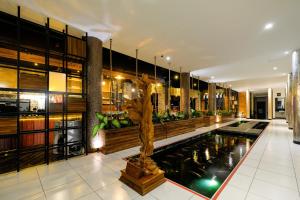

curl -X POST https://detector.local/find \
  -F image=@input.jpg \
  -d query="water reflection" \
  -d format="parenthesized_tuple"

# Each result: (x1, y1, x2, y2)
(151, 131, 257, 198)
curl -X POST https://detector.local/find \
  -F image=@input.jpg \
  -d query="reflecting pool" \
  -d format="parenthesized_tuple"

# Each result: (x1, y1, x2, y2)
(151, 131, 258, 198)
(228, 120, 249, 127)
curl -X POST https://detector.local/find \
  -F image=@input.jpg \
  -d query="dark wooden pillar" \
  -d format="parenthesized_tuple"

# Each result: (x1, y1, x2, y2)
(208, 83, 216, 114)
(180, 73, 190, 117)
(87, 36, 103, 152)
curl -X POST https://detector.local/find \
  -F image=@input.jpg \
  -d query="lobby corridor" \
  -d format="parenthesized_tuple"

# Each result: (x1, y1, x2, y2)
(0, 120, 299, 200)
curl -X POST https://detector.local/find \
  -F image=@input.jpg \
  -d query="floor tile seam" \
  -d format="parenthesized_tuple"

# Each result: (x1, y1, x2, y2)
(244, 127, 271, 200)
(0, 175, 41, 191)
(73, 191, 103, 200)
(66, 159, 102, 193)
(253, 176, 299, 191)
(287, 134, 300, 197)
(147, 193, 160, 200)
(41, 175, 85, 193)
(35, 167, 47, 200)
(255, 167, 296, 178)
(94, 191, 105, 200)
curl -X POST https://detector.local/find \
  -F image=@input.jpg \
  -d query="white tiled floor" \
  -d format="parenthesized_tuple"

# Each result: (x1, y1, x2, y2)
(0, 119, 299, 200)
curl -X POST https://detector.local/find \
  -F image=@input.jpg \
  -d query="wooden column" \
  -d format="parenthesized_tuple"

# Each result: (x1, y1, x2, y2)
(208, 83, 216, 114)
(268, 88, 273, 120)
(287, 73, 293, 129)
(180, 72, 190, 117)
(246, 90, 250, 118)
(87, 36, 103, 152)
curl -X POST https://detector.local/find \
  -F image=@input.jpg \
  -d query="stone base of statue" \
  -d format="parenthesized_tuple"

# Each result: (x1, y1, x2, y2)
(119, 160, 165, 195)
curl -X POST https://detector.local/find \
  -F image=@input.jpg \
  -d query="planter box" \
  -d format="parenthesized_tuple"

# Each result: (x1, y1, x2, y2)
(222, 115, 235, 122)
(154, 123, 167, 141)
(101, 117, 216, 154)
(102, 126, 140, 154)
(203, 116, 216, 126)
(102, 124, 167, 154)
(192, 117, 206, 129)
(165, 119, 196, 138)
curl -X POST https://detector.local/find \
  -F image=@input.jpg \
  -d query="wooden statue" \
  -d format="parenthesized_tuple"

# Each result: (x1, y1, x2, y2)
(120, 74, 165, 195)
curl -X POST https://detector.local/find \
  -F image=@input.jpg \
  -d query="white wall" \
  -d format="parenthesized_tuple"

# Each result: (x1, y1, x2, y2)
(272, 88, 286, 119)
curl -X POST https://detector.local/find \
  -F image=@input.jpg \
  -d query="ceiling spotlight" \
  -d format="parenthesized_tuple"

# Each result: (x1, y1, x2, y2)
(264, 23, 274, 30)
(284, 51, 289, 55)
(210, 76, 215, 79)
(273, 66, 278, 71)
(166, 56, 171, 61)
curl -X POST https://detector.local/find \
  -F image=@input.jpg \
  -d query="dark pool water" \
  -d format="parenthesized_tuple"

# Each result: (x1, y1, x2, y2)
(151, 131, 257, 198)
(228, 120, 249, 127)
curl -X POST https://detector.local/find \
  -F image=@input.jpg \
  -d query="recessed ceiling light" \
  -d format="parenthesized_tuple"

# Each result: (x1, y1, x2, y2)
(166, 56, 171, 61)
(264, 23, 274, 30)
(273, 66, 278, 70)
(210, 76, 215, 79)
(284, 51, 289, 55)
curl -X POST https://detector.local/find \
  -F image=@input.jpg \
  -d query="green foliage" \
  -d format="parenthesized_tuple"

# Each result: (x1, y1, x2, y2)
(92, 112, 133, 137)
(191, 109, 203, 118)
(217, 110, 233, 116)
(153, 110, 189, 123)
(206, 111, 215, 116)
(112, 119, 121, 128)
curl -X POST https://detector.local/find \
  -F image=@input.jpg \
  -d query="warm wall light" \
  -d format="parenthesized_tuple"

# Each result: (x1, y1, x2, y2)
(166, 56, 171, 61)
(216, 115, 221, 123)
(102, 81, 106, 86)
(115, 75, 124, 80)
(131, 88, 136, 92)
(92, 130, 104, 149)
(156, 83, 162, 87)
(174, 75, 179, 80)
(34, 63, 38, 66)
(273, 66, 278, 70)
(193, 83, 197, 87)
(264, 23, 274, 30)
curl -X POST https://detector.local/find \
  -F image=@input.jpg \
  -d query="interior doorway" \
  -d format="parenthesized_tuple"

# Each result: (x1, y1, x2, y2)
(254, 96, 267, 119)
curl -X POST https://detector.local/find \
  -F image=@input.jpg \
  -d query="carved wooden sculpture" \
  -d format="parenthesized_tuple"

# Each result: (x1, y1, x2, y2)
(120, 74, 165, 195)
(126, 74, 159, 175)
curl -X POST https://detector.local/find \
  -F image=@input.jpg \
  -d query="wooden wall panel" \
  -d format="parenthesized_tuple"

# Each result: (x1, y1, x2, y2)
(67, 97, 86, 112)
(0, 117, 17, 135)
(238, 92, 247, 117)
(67, 36, 86, 58)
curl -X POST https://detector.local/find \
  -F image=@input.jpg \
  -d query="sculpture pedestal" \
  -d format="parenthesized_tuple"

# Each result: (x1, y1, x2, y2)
(119, 161, 165, 195)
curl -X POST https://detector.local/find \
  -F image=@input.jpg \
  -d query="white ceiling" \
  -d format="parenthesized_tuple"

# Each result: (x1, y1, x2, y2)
(1, 0, 300, 91)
